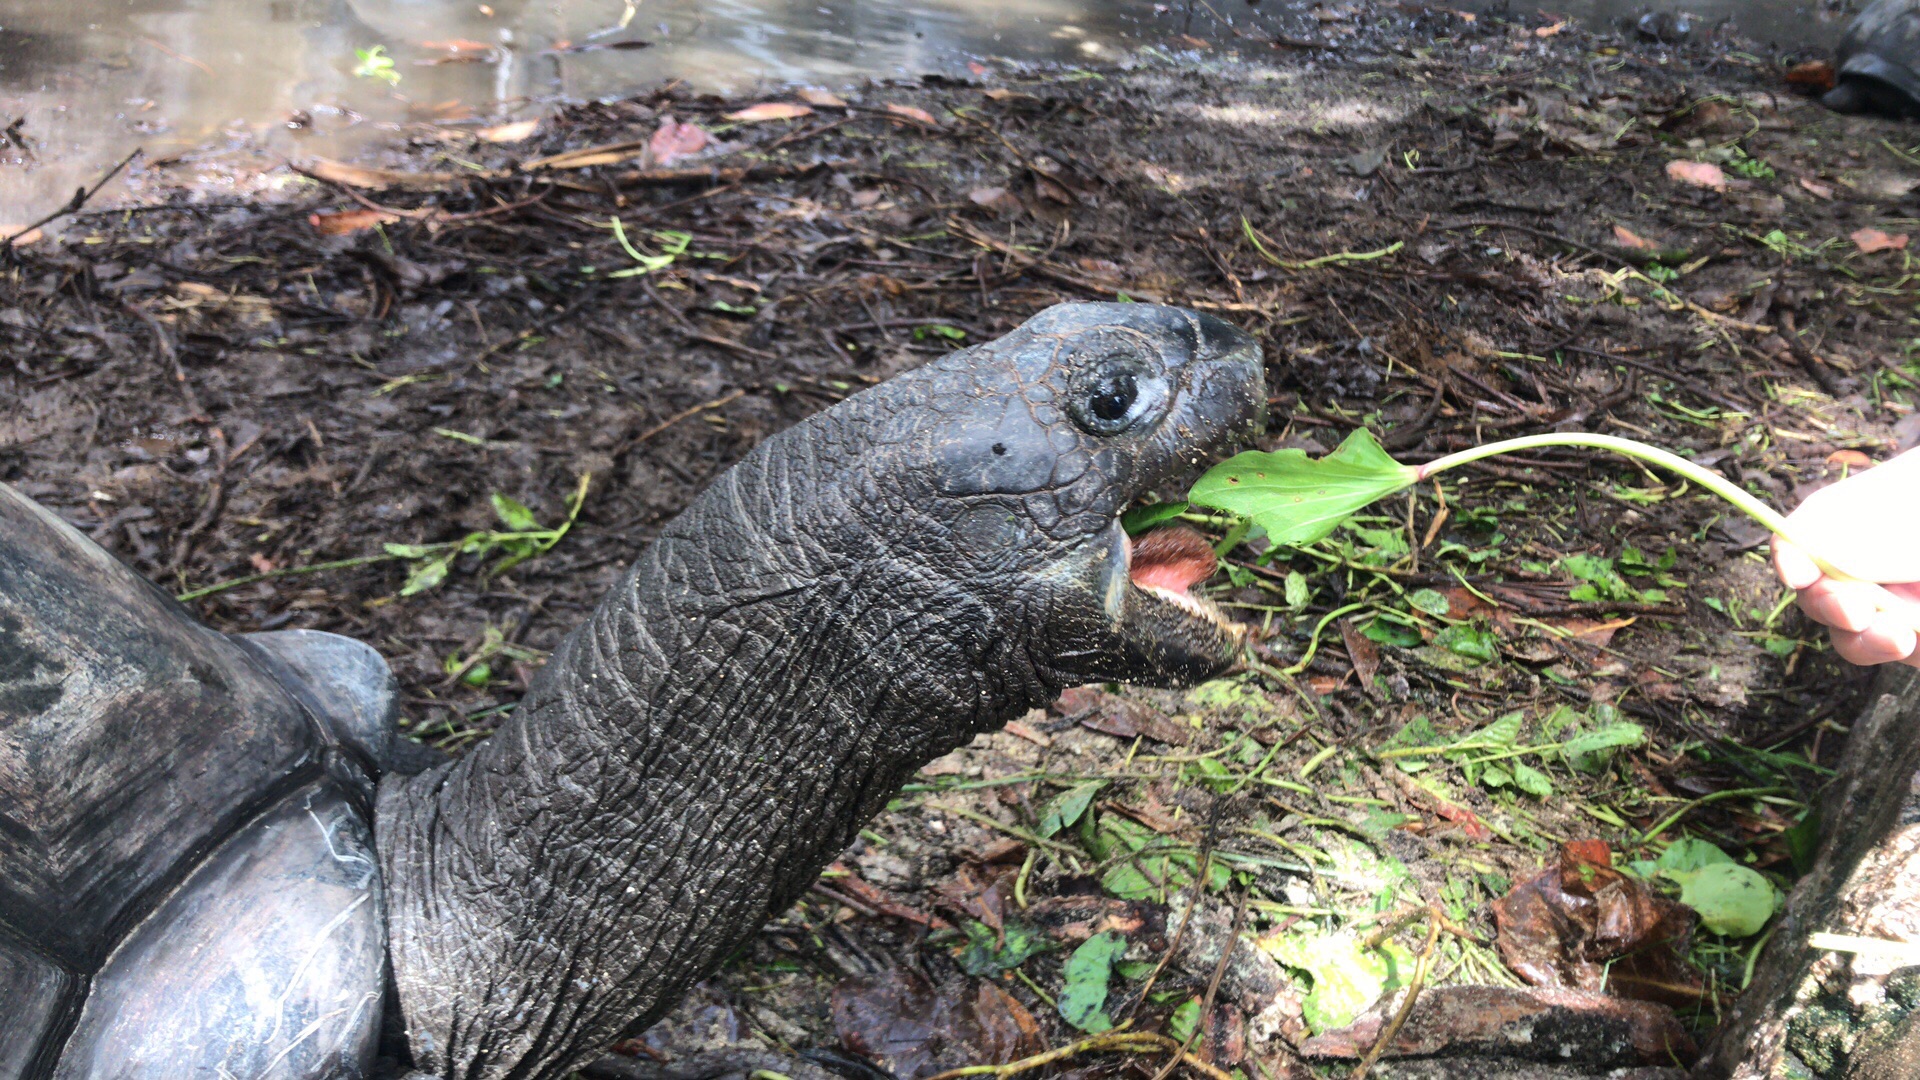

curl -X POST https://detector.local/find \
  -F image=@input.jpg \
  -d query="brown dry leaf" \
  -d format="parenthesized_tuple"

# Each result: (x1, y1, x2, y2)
(982, 88, 1032, 102)
(1491, 842, 1708, 1009)
(1534, 20, 1567, 35)
(1301, 986, 1693, 1066)
(1337, 618, 1380, 689)
(648, 119, 710, 166)
(1665, 160, 1726, 191)
(1828, 449, 1877, 471)
(309, 208, 402, 236)
(0, 225, 43, 246)
(884, 103, 940, 126)
(725, 101, 813, 122)
(1079, 698, 1195, 747)
(419, 38, 495, 52)
(833, 968, 1043, 1080)
(797, 87, 849, 108)
(1853, 228, 1910, 254)
(1175, 34, 1212, 48)
(1612, 224, 1659, 251)
(1023, 896, 1160, 944)
(520, 140, 648, 170)
(1798, 177, 1834, 199)
(476, 119, 539, 143)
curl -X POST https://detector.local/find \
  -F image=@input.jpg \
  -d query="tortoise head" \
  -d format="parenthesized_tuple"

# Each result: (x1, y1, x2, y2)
(785, 301, 1267, 694)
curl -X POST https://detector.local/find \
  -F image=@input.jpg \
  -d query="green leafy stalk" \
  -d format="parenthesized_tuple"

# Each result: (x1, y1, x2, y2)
(1190, 429, 1868, 583)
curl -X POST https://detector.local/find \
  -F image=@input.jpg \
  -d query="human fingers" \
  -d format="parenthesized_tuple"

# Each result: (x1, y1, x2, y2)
(1830, 622, 1919, 667)
(1771, 537, 1824, 591)
(1795, 577, 1885, 634)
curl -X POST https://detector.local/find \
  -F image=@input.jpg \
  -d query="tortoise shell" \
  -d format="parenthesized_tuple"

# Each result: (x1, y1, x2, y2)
(1830, 0, 1920, 117)
(0, 482, 396, 1079)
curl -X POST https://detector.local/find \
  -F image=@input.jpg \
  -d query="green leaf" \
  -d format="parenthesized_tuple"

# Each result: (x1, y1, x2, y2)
(1407, 588, 1451, 616)
(1123, 501, 1189, 535)
(1284, 570, 1310, 608)
(1663, 863, 1777, 937)
(1432, 623, 1498, 664)
(1655, 838, 1736, 874)
(913, 323, 968, 341)
(1360, 619, 1422, 648)
(1166, 997, 1202, 1044)
(1059, 932, 1128, 1032)
(1038, 781, 1105, 838)
(1258, 930, 1414, 1033)
(1188, 428, 1420, 548)
(1512, 763, 1553, 799)
(383, 542, 436, 558)
(400, 553, 454, 596)
(1562, 722, 1647, 774)
(957, 919, 1050, 976)
(461, 662, 492, 687)
(491, 493, 542, 533)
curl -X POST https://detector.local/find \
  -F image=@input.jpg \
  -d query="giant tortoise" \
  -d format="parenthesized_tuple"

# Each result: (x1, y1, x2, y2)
(0, 302, 1265, 1080)
(1827, 0, 1920, 118)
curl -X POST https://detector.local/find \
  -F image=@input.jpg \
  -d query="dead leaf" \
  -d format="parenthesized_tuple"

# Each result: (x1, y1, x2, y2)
(308, 208, 402, 235)
(1612, 224, 1658, 251)
(1491, 842, 1708, 1009)
(797, 87, 849, 108)
(982, 88, 1032, 102)
(0, 225, 44, 246)
(1175, 34, 1212, 48)
(648, 119, 710, 166)
(521, 141, 649, 171)
(1665, 160, 1726, 191)
(834, 967, 1043, 1080)
(884, 103, 940, 126)
(1080, 699, 1195, 747)
(1853, 228, 1910, 254)
(1534, 20, 1567, 36)
(1827, 449, 1876, 471)
(1301, 986, 1693, 1066)
(1786, 59, 1836, 92)
(1337, 618, 1380, 690)
(476, 119, 539, 143)
(1798, 177, 1834, 200)
(418, 38, 496, 52)
(1023, 896, 1160, 943)
(725, 101, 813, 122)
(1003, 716, 1053, 747)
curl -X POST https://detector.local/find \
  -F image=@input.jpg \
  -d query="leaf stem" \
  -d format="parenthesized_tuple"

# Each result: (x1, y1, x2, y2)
(1416, 433, 1853, 580)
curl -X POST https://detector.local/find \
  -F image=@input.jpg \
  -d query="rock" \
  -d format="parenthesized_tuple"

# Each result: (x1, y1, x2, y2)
(1695, 667, 1920, 1078)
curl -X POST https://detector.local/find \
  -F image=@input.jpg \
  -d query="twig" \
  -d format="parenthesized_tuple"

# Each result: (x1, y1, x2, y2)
(920, 1028, 1236, 1080)
(1146, 887, 1251, 1080)
(1350, 915, 1445, 1080)
(631, 388, 749, 446)
(4, 148, 140, 249)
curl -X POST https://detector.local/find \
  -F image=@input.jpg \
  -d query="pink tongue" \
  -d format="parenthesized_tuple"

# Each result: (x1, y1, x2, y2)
(1129, 527, 1218, 593)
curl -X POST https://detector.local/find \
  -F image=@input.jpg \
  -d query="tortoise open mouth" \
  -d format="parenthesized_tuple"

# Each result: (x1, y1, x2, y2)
(1121, 524, 1241, 638)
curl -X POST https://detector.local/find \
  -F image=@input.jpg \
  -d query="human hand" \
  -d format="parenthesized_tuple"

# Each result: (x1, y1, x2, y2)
(1771, 448, 1920, 668)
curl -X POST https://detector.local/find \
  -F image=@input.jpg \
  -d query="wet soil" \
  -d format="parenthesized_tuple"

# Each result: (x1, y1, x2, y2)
(3, 3, 1918, 1076)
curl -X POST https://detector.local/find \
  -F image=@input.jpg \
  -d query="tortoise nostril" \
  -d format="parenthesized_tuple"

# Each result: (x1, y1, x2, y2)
(992, 443, 1007, 456)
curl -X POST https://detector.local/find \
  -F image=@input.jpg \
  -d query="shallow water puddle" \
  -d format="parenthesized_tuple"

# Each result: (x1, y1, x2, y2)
(0, 0, 1842, 221)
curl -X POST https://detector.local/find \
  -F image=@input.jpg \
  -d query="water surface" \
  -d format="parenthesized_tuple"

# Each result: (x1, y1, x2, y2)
(0, 0, 1852, 226)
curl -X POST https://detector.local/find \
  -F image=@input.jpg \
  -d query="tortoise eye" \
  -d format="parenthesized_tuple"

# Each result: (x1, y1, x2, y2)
(1087, 372, 1137, 423)
(1069, 357, 1166, 436)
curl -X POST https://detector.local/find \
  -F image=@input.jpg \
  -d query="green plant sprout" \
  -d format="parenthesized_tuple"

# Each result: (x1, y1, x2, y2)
(353, 45, 401, 86)
(384, 473, 591, 595)
(1188, 429, 1872, 586)
(607, 218, 692, 277)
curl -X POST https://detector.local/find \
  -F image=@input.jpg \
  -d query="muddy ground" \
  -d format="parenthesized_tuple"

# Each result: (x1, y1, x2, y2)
(4, 4, 1919, 1077)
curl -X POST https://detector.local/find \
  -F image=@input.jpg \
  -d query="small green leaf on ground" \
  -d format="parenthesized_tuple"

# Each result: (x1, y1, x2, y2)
(1059, 931, 1127, 1032)
(1562, 722, 1647, 774)
(1187, 428, 1419, 548)
(1038, 780, 1105, 838)
(957, 920, 1051, 976)
(1258, 929, 1414, 1033)
(1663, 863, 1777, 937)
(1407, 588, 1451, 616)
(1166, 997, 1202, 1044)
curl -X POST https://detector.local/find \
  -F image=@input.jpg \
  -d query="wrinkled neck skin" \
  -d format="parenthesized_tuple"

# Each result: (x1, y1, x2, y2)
(376, 405, 1054, 1080)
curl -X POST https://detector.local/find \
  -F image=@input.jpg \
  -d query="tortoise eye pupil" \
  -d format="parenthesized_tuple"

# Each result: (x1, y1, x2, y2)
(1090, 372, 1137, 422)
